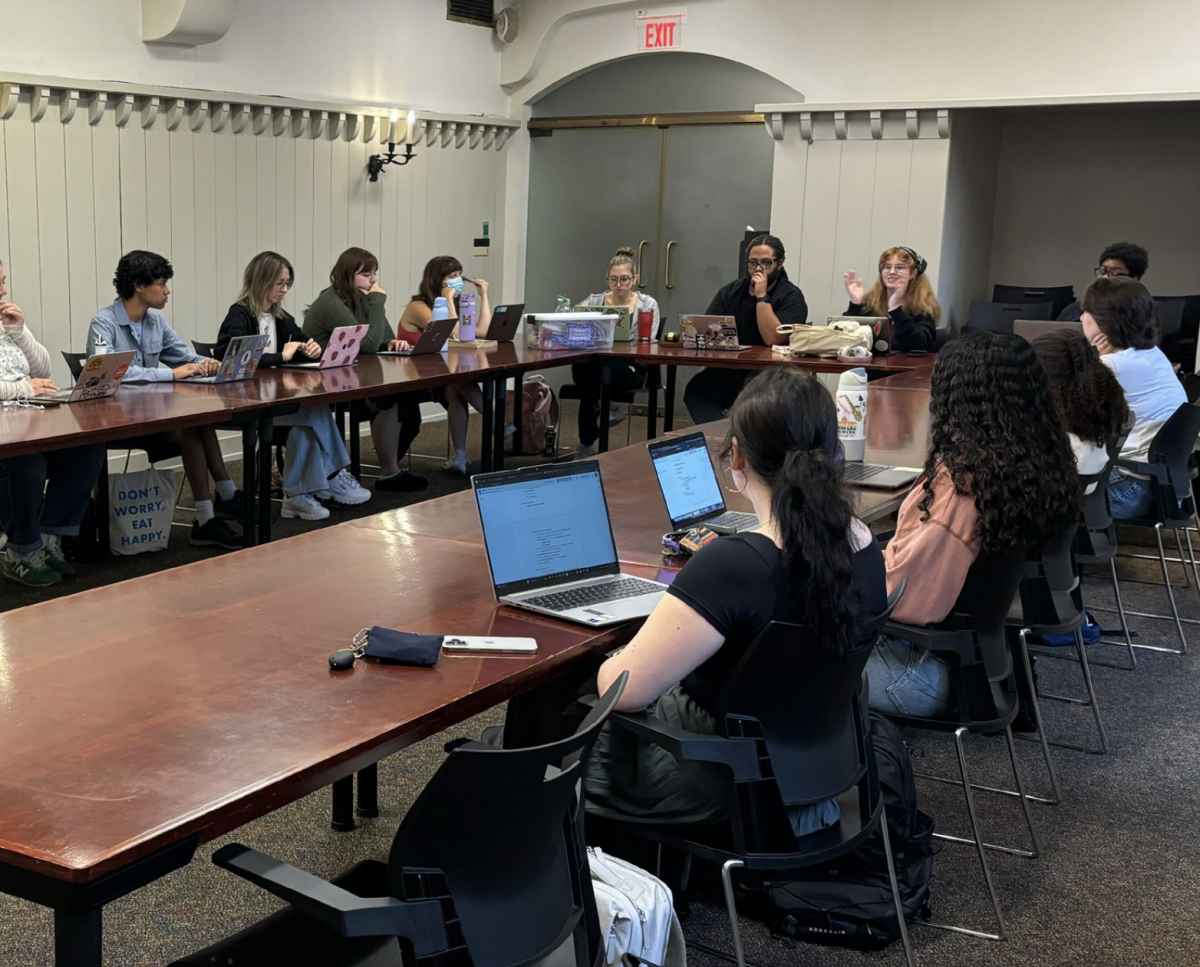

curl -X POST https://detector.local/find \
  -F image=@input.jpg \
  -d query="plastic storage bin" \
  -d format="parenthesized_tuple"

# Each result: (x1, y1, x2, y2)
(527, 312, 616, 351)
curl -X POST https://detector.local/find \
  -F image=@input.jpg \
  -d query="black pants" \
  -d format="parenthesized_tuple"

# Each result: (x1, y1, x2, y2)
(356, 393, 426, 462)
(683, 367, 752, 425)
(570, 361, 648, 446)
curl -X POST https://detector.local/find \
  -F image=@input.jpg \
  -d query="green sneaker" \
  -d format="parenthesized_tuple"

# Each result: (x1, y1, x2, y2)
(40, 535, 75, 576)
(2, 548, 62, 588)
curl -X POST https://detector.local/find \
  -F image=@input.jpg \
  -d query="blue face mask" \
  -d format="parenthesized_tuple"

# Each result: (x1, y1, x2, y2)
(445, 276, 464, 294)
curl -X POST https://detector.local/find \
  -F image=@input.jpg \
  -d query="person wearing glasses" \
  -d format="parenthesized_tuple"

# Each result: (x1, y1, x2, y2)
(572, 247, 660, 459)
(1058, 241, 1149, 321)
(683, 234, 807, 425)
(842, 246, 940, 352)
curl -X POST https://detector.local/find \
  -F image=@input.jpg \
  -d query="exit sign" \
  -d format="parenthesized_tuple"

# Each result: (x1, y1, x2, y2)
(636, 7, 685, 51)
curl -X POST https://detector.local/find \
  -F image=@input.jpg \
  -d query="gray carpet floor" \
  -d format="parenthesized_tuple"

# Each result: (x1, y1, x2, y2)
(1, 405, 1197, 966)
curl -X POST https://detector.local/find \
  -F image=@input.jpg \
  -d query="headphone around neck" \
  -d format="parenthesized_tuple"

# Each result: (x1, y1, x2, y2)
(889, 246, 927, 277)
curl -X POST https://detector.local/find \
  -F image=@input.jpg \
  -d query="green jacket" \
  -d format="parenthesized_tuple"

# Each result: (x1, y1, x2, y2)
(302, 287, 394, 353)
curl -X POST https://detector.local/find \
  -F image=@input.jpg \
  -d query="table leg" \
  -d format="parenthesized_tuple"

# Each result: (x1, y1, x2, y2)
(511, 368, 525, 455)
(598, 364, 612, 453)
(257, 413, 273, 543)
(95, 463, 110, 554)
(646, 366, 659, 441)
(241, 421, 258, 547)
(349, 404, 362, 479)
(664, 366, 677, 433)
(493, 376, 506, 471)
(356, 764, 379, 818)
(480, 377, 494, 473)
(55, 907, 101, 967)
(331, 775, 356, 832)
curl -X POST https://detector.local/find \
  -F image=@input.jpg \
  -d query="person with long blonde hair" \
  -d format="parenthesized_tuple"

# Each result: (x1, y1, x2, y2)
(843, 246, 940, 352)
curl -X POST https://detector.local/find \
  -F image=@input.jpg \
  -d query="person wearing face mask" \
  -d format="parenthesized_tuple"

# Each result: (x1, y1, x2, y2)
(842, 246, 939, 353)
(303, 248, 428, 493)
(397, 255, 496, 475)
(682, 234, 806, 426)
(571, 247, 660, 459)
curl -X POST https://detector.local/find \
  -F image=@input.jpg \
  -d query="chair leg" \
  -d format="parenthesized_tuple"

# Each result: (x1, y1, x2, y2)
(720, 859, 748, 967)
(1014, 629, 1063, 805)
(1156, 523, 1188, 654)
(1185, 526, 1200, 606)
(1003, 726, 1041, 858)
(1030, 628, 1110, 755)
(1092, 557, 1139, 670)
(879, 803, 918, 967)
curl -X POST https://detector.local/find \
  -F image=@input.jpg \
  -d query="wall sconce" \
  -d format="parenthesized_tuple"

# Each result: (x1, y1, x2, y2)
(368, 109, 417, 181)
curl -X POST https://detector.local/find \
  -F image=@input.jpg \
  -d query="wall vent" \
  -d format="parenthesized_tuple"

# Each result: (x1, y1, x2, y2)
(447, 0, 494, 28)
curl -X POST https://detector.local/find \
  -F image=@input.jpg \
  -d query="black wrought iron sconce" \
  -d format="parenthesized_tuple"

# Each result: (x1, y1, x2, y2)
(368, 110, 418, 182)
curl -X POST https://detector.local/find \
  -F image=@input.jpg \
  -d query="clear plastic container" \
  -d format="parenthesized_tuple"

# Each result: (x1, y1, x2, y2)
(528, 312, 616, 351)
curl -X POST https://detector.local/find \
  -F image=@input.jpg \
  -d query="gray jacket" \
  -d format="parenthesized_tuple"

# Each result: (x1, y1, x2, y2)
(87, 300, 205, 382)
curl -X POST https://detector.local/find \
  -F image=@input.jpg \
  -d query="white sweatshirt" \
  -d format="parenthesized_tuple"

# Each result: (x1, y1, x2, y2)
(0, 323, 52, 400)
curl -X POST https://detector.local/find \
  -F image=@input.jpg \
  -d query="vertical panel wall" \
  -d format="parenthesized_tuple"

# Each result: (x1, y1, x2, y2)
(0, 86, 514, 383)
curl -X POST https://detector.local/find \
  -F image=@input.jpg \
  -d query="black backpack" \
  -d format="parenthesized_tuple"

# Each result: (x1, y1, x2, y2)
(737, 713, 934, 950)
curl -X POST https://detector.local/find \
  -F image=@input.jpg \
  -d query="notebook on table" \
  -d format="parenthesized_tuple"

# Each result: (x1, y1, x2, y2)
(374, 317, 456, 356)
(473, 460, 668, 627)
(647, 431, 759, 534)
(36, 351, 137, 404)
(282, 325, 367, 369)
(183, 333, 269, 383)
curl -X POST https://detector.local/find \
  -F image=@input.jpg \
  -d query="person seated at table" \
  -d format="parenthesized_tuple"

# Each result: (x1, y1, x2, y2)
(88, 250, 243, 550)
(842, 246, 939, 352)
(683, 234, 807, 426)
(865, 332, 1079, 716)
(302, 247, 426, 493)
(396, 255, 497, 475)
(1031, 328, 1130, 494)
(1058, 241, 1149, 321)
(1081, 275, 1185, 519)
(590, 368, 886, 831)
(572, 247, 659, 459)
(217, 251, 370, 519)
(0, 263, 105, 587)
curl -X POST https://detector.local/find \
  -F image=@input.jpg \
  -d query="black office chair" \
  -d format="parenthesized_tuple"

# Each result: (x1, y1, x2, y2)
(991, 284, 1076, 321)
(1153, 297, 1189, 367)
(883, 548, 1033, 942)
(171, 673, 628, 967)
(1161, 294, 1200, 369)
(965, 300, 1053, 334)
(593, 588, 916, 967)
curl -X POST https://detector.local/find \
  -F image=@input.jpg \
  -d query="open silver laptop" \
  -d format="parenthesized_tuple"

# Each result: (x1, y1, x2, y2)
(37, 351, 137, 404)
(473, 460, 667, 627)
(647, 431, 759, 534)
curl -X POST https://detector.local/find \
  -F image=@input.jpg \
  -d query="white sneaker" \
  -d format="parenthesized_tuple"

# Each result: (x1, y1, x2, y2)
(576, 444, 595, 459)
(444, 450, 470, 475)
(326, 468, 371, 506)
(281, 493, 331, 521)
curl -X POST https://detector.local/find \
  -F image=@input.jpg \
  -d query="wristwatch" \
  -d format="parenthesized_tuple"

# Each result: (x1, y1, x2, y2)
(755, 296, 769, 304)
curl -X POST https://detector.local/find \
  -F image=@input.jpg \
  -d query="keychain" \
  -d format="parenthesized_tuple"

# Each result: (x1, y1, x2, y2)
(328, 628, 370, 671)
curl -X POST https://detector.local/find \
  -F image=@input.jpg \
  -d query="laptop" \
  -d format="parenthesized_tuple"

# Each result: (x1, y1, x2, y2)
(36, 351, 137, 404)
(485, 303, 526, 343)
(473, 460, 668, 627)
(647, 431, 759, 534)
(828, 314, 892, 355)
(374, 316, 456, 356)
(282, 325, 367, 369)
(841, 461, 921, 490)
(573, 304, 632, 342)
(679, 315, 750, 351)
(1012, 319, 1083, 343)
(184, 333, 268, 383)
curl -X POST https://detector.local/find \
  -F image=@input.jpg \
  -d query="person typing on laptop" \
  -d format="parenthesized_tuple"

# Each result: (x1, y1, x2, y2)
(590, 369, 885, 831)
(88, 251, 244, 550)
(0, 260, 105, 586)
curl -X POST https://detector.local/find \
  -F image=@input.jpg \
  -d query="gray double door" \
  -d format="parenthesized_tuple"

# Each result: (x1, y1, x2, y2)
(526, 123, 775, 327)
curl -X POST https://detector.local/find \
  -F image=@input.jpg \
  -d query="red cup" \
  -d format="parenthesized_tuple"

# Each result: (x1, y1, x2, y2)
(637, 309, 654, 342)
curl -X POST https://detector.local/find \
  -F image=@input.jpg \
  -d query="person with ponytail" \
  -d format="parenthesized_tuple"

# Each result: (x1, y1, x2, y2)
(1032, 327, 1130, 494)
(866, 332, 1079, 716)
(843, 245, 940, 352)
(591, 368, 886, 832)
(571, 247, 660, 458)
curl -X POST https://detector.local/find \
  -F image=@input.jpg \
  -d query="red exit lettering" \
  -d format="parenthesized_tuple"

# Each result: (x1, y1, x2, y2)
(642, 18, 680, 49)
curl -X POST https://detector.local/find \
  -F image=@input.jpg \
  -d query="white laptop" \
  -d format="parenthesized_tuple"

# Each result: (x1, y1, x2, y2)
(647, 431, 759, 534)
(472, 460, 668, 627)
(36, 351, 137, 404)
(184, 333, 269, 383)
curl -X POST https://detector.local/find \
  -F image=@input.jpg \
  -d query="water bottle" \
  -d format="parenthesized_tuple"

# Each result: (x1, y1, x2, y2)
(458, 292, 476, 342)
(555, 295, 571, 313)
(836, 368, 869, 462)
(432, 296, 450, 321)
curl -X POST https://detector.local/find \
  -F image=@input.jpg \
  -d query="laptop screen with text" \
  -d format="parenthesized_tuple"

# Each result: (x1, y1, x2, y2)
(474, 462, 620, 594)
(648, 432, 726, 526)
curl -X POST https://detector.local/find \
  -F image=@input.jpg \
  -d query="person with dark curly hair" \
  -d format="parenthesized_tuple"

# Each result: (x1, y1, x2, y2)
(1081, 276, 1186, 519)
(1058, 241, 1149, 321)
(1032, 328, 1130, 494)
(866, 332, 1079, 716)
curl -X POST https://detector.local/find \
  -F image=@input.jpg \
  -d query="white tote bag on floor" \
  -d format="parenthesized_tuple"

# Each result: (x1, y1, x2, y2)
(108, 468, 177, 555)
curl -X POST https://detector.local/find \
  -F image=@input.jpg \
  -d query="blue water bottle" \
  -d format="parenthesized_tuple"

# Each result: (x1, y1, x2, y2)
(459, 293, 477, 342)
(432, 297, 450, 321)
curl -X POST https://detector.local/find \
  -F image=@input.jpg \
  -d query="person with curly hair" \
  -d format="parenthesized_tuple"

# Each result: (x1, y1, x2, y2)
(1058, 241, 1149, 321)
(866, 331, 1080, 716)
(1032, 328, 1130, 494)
(842, 245, 940, 352)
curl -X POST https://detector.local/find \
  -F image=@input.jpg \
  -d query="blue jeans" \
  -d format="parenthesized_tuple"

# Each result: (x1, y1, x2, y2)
(273, 405, 350, 497)
(866, 634, 953, 717)
(0, 444, 107, 553)
(1107, 468, 1154, 520)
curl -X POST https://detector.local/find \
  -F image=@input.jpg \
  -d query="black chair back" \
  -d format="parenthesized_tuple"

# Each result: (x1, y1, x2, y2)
(951, 548, 1029, 682)
(992, 284, 1075, 320)
(1075, 463, 1118, 559)
(1016, 524, 1083, 632)
(1154, 297, 1186, 351)
(62, 351, 86, 381)
(386, 673, 625, 967)
(966, 299, 1053, 333)
(1144, 402, 1200, 520)
(1162, 294, 1200, 341)
(193, 340, 220, 358)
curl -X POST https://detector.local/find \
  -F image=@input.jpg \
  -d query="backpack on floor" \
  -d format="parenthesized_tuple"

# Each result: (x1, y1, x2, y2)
(588, 847, 686, 967)
(737, 712, 934, 950)
(504, 374, 559, 455)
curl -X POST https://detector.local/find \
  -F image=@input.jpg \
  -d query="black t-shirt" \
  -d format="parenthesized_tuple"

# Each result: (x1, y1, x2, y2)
(667, 531, 887, 717)
(705, 271, 808, 346)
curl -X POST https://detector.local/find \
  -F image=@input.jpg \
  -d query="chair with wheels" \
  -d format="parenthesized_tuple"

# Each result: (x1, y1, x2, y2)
(882, 548, 1036, 942)
(170, 672, 627, 967)
(592, 586, 917, 967)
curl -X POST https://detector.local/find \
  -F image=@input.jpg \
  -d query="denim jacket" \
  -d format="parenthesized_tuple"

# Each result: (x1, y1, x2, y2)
(87, 300, 205, 382)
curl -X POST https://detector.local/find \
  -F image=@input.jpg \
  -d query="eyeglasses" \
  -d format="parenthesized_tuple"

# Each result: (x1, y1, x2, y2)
(880, 263, 910, 274)
(606, 276, 633, 285)
(746, 259, 777, 270)
(273, 280, 292, 289)
(1094, 266, 1131, 278)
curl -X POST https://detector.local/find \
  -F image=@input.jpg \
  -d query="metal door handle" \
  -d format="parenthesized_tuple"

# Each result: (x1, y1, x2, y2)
(637, 240, 649, 288)
(665, 240, 676, 290)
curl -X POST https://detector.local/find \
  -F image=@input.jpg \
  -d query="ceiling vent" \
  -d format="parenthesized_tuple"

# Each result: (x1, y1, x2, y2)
(447, 0, 494, 28)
